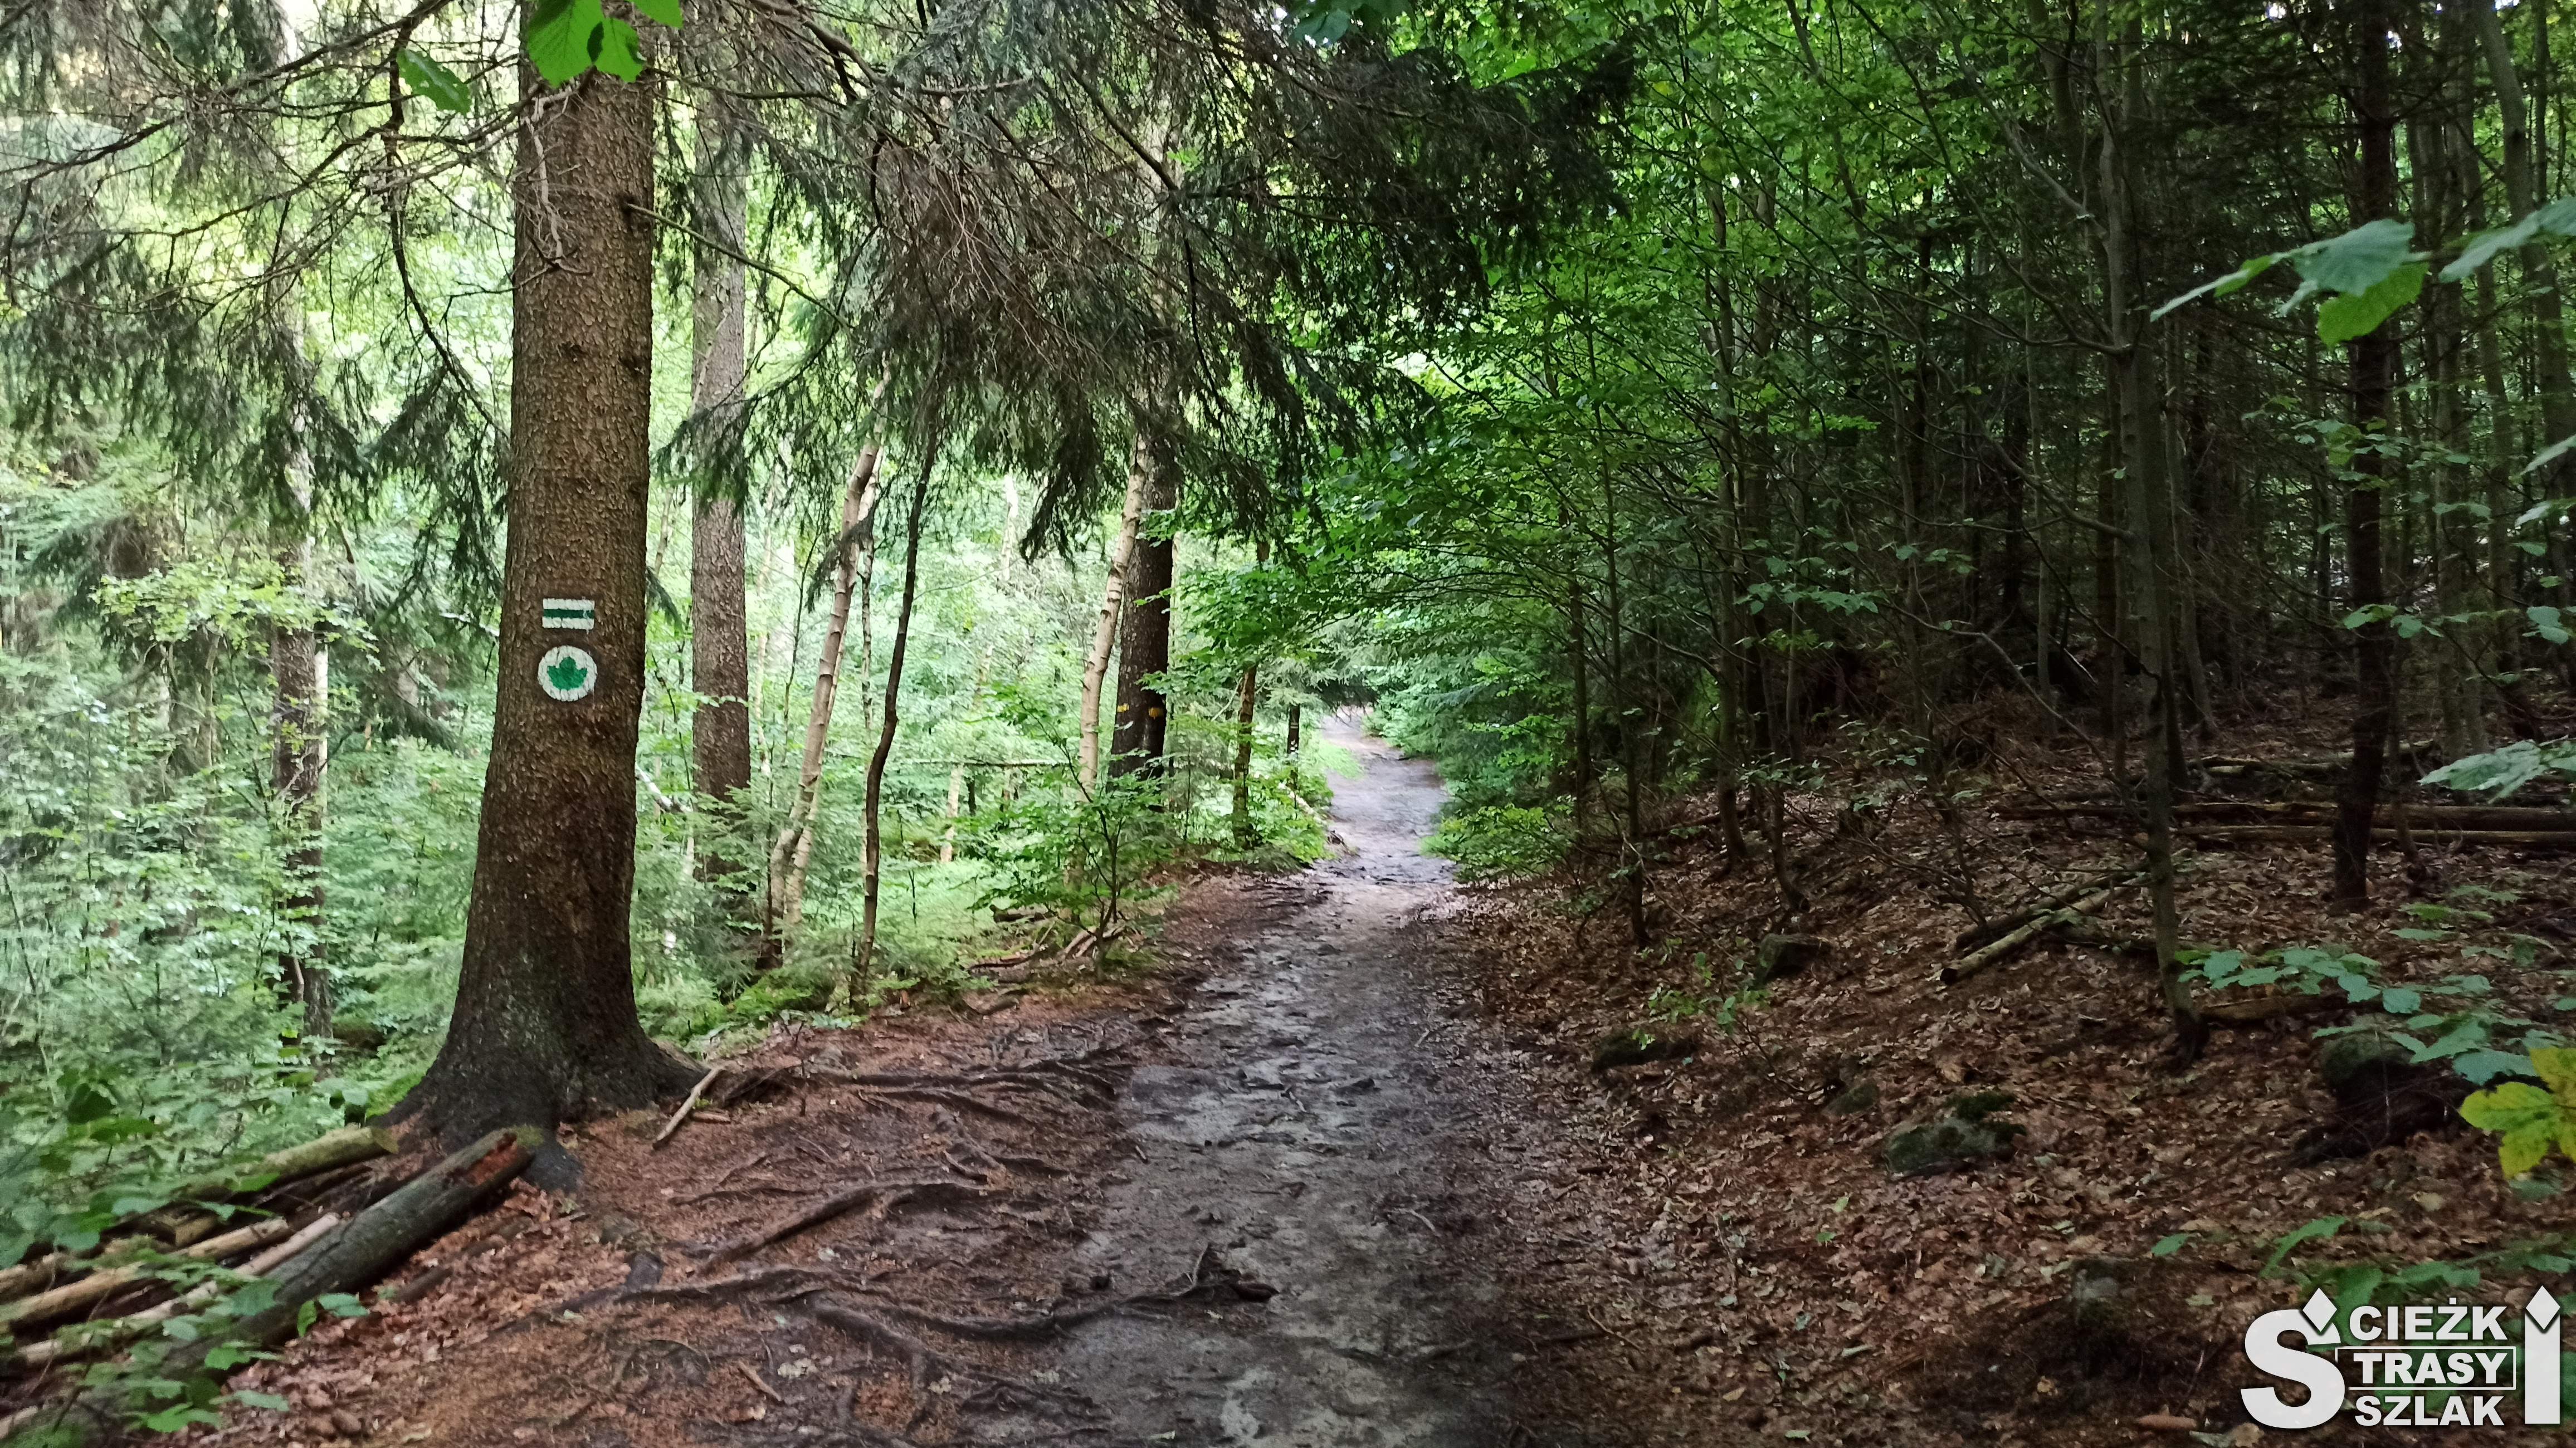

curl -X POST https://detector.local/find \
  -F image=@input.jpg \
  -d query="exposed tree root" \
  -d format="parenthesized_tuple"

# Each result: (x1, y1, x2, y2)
(852, 1085, 1044, 1126)
(808, 1298, 1096, 1414)
(704, 1179, 992, 1264)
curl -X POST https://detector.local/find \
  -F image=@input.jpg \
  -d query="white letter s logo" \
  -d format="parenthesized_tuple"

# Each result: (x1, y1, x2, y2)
(2243, 1289, 2346, 1430)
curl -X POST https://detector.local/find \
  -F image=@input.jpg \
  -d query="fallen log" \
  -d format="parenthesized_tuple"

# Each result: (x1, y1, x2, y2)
(2196, 741, 2440, 779)
(2181, 825, 2576, 849)
(0, 1215, 299, 1330)
(142, 1124, 397, 1246)
(1939, 888, 2116, 986)
(0, 1254, 72, 1307)
(1952, 872, 2138, 953)
(1, 1134, 529, 1436)
(1, 1127, 396, 1308)
(2002, 800, 2576, 831)
(0, 1215, 340, 1377)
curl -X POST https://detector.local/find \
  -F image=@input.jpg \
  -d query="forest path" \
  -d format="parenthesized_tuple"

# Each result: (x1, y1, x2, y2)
(1036, 715, 1534, 1445)
(187, 718, 1652, 1448)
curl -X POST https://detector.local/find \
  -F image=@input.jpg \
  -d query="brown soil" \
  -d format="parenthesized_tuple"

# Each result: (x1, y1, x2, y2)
(146, 717, 1662, 1448)
(41, 703, 2569, 1448)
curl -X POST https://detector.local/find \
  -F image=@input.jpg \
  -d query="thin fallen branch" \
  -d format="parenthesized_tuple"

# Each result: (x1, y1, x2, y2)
(655, 1065, 725, 1148)
(1938, 888, 2117, 986)
(1952, 871, 2139, 953)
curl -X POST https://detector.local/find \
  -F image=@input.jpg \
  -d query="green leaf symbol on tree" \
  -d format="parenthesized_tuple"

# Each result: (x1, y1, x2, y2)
(547, 652, 590, 694)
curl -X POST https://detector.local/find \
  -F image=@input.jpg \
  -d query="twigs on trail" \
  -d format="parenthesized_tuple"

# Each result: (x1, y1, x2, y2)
(703, 1178, 992, 1264)
(655, 1064, 725, 1147)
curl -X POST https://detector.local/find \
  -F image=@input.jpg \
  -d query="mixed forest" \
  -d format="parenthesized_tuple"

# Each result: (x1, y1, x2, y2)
(3, 0, 2576, 1441)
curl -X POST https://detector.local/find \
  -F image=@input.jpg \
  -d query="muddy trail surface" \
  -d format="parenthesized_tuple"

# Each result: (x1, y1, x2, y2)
(182, 721, 1661, 1448)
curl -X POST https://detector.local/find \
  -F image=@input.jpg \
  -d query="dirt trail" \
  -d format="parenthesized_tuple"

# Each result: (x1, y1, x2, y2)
(174, 720, 1654, 1448)
(1043, 716, 1533, 1445)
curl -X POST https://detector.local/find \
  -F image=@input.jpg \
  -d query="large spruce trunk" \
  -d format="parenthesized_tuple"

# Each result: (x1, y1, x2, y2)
(401, 67, 694, 1151)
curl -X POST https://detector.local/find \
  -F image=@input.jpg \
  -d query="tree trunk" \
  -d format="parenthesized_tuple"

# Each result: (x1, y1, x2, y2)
(1230, 664, 1258, 848)
(1567, 548, 1593, 829)
(271, 432, 330, 1040)
(1285, 702, 1302, 795)
(2477, 0, 2576, 487)
(689, 87, 753, 893)
(843, 469, 933, 997)
(2335, 0, 2402, 913)
(765, 444, 884, 960)
(1077, 433, 1150, 795)
(1109, 439, 1178, 780)
(398, 67, 695, 1151)
(2099, 1, 2202, 1059)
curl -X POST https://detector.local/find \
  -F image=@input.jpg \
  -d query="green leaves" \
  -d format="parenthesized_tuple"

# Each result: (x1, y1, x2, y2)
(396, 49, 472, 113)
(2261, 1215, 2346, 1277)
(2272, 219, 2421, 346)
(2315, 262, 2424, 346)
(2443, 197, 2576, 280)
(524, 0, 679, 88)
(2290, 218, 2417, 296)
(2460, 1047, 2576, 1178)
(2424, 738, 2576, 798)
(2150, 254, 2276, 321)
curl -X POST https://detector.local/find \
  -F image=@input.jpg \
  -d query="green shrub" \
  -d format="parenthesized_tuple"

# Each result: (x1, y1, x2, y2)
(1423, 803, 1567, 882)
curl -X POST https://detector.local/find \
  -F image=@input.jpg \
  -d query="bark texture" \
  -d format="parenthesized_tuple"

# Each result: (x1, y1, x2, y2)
(1077, 432, 1151, 794)
(767, 444, 884, 953)
(845, 471, 933, 995)
(1109, 439, 1177, 780)
(270, 450, 330, 1039)
(2334, 0, 2400, 912)
(402, 69, 694, 1144)
(689, 88, 752, 877)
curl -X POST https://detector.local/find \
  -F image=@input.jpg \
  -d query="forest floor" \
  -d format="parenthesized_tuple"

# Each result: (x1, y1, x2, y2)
(180, 719, 1665, 1448)
(169, 708, 2576, 1448)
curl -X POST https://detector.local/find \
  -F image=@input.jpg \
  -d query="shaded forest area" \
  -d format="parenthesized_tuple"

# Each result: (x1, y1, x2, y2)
(2, 0, 2575, 1441)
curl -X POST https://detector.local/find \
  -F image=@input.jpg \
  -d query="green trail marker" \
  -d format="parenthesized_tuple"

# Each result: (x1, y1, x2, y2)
(538, 645, 598, 702)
